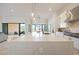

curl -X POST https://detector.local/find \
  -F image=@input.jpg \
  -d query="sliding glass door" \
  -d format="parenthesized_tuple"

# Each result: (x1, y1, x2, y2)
(20, 23, 26, 35)
(32, 24, 51, 33)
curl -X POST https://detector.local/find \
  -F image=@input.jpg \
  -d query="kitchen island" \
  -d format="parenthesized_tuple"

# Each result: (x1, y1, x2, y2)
(2, 32, 74, 55)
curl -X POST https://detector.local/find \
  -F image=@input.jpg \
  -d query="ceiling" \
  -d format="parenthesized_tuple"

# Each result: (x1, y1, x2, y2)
(0, 3, 69, 22)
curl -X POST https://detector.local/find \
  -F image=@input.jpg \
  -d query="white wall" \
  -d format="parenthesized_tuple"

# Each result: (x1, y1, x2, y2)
(0, 16, 2, 32)
(51, 12, 60, 32)
(31, 17, 48, 24)
(2, 17, 26, 23)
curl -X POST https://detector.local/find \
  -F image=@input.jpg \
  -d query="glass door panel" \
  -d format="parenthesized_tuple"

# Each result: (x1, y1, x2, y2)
(20, 23, 26, 34)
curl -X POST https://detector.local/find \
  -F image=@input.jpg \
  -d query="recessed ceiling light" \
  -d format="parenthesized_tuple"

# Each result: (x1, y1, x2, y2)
(49, 8, 52, 11)
(10, 9, 14, 12)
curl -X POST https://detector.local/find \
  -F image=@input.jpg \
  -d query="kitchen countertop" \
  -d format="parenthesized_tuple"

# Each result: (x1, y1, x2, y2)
(64, 31, 79, 38)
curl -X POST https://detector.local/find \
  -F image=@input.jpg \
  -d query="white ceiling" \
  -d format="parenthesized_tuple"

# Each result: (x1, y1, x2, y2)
(0, 3, 69, 21)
